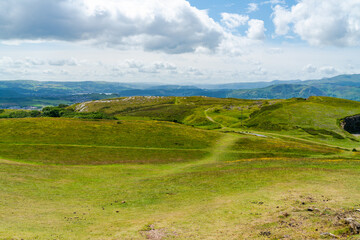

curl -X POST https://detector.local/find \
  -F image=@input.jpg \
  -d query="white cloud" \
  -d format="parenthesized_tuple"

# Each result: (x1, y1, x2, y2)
(124, 60, 177, 74)
(25, 58, 45, 66)
(247, 19, 266, 40)
(272, 0, 360, 46)
(303, 64, 339, 75)
(320, 66, 338, 75)
(221, 13, 249, 29)
(249, 66, 267, 76)
(263, 0, 285, 5)
(48, 58, 78, 66)
(247, 3, 259, 13)
(0, 0, 224, 54)
(267, 47, 283, 54)
(304, 64, 317, 73)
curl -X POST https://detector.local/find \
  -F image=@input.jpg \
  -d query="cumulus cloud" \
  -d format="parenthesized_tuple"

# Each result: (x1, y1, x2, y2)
(304, 64, 317, 73)
(320, 66, 338, 75)
(249, 66, 267, 76)
(125, 60, 177, 74)
(0, 56, 45, 68)
(272, 0, 360, 46)
(48, 58, 78, 66)
(221, 13, 249, 29)
(247, 3, 259, 13)
(25, 58, 45, 66)
(247, 19, 266, 40)
(262, 0, 285, 5)
(303, 64, 338, 75)
(0, 0, 224, 54)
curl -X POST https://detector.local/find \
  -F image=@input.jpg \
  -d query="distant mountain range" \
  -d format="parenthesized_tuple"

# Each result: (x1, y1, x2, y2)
(1, 74, 360, 108)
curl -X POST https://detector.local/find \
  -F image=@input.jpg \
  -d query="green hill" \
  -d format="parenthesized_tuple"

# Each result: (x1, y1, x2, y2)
(0, 118, 220, 164)
(73, 96, 360, 147)
(2, 96, 360, 239)
(228, 84, 325, 99)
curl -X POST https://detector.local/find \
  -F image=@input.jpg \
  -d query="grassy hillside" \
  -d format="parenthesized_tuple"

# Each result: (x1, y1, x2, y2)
(241, 97, 360, 147)
(2, 96, 360, 239)
(1, 130, 360, 239)
(228, 84, 325, 99)
(0, 118, 220, 164)
(74, 96, 266, 129)
(73, 96, 360, 147)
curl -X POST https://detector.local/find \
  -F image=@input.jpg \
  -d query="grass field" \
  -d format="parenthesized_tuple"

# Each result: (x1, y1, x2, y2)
(1, 97, 360, 239)
(0, 118, 220, 165)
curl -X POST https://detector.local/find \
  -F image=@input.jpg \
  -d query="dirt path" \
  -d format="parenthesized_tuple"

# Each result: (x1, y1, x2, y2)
(204, 108, 225, 129)
(262, 131, 352, 151)
(0, 158, 33, 166)
(156, 133, 240, 176)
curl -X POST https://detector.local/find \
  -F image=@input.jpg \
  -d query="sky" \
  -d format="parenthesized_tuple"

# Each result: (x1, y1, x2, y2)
(0, 0, 359, 84)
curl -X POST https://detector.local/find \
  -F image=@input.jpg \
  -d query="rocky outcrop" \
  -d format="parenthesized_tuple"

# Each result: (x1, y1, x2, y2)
(342, 115, 360, 134)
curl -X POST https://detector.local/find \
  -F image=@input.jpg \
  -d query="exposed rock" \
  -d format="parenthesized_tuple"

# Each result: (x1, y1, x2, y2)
(345, 218, 360, 234)
(307, 207, 320, 212)
(320, 232, 338, 238)
(342, 115, 360, 134)
(259, 231, 271, 237)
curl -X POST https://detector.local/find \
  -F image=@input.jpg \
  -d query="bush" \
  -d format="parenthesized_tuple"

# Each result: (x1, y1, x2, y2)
(9, 111, 31, 118)
(42, 107, 61, 117)
(30, 110, 42, 117)
(58, 104, 69, 108)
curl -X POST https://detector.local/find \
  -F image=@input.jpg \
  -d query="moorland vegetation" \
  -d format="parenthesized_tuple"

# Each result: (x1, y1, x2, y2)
(1, 96, 360, 239)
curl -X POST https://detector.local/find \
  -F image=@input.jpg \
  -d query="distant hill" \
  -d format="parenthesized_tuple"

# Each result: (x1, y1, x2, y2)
(226, 74, 360, 100)
(1, 74, 360, 108)
(227, 84, 325, 99)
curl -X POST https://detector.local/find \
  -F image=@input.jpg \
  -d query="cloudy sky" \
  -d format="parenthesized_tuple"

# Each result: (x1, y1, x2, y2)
(0, 0, 359, 84)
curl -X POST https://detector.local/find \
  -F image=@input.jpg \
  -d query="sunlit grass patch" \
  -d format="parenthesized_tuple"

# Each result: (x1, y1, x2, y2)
(0, 144, 210, 165)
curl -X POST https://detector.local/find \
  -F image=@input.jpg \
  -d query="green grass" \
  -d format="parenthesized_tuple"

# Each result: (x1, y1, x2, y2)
(1, 155, 360, 239)
(0, 144, 209, 165)
(2, 96, 360, 239)
(0, 118, 220, 165)
(73, 96, 360, 147)
(0, 118, 219, 149)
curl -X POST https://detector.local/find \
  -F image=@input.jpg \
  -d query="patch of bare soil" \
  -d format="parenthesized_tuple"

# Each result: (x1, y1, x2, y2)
(266, 195, 360, 239)
(140, 224, 176, 240)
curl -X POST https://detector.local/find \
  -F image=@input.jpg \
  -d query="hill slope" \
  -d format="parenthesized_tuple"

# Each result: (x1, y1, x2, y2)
(0, 118, 220, 164)
(1, 96, 360, 239)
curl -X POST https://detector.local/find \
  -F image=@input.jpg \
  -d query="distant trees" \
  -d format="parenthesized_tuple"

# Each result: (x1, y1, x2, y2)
(0, 104, 115, 120)
(30, 110, 42, 117)
(42, 107, 62, 117)
(8, 111, 31, 118)
(42, 104, 70, 117)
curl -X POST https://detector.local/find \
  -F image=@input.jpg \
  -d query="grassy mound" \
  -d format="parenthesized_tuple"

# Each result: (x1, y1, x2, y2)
(246, 97, 360, 132)
(0, 118, 220, 165)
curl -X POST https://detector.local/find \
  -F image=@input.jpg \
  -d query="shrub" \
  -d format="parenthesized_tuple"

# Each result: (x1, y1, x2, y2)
(30, 110, 42, 117)
(9, 111, 31, 118)
(42, 107, 61, 117)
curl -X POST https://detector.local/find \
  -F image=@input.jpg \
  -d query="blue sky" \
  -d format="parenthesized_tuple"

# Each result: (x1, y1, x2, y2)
(0, 0, 359, 83)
